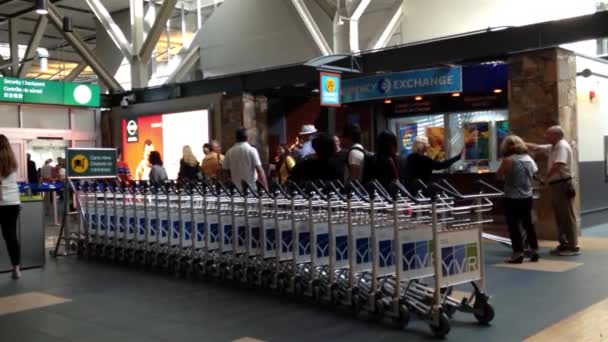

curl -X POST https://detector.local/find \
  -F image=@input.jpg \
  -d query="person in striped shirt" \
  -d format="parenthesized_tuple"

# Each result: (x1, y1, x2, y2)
(116, 148, 132, 183)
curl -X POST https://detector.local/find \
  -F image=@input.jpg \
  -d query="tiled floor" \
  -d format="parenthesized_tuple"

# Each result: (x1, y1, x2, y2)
(1, 222, 608, 341)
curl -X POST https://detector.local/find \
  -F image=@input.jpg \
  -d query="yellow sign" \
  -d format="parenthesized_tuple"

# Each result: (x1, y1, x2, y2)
(325, 78, 336, 93)
(70, 154, 90, 174)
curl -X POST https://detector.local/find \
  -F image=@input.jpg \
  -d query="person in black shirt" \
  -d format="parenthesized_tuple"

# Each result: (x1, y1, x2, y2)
(404, 135, 462, 194)
(363, 131, 400, 191)
(27, 153, 37, 184)
(177, 145, 200, 182)
(290, 133, 344, 184)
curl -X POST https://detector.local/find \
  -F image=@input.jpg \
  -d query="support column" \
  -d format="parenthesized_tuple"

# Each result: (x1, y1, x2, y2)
(9, 18, 19, 76)
(508, 48, 580, 240)
(221, 94, 270, 165)
(130, 0, 148, 89)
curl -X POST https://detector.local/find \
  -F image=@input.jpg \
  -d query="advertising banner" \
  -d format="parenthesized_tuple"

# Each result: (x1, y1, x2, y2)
(438, 229, 481, 287)
(320, 72, 341, 107)
(0, 77, 100, 107)
(399, 226, 435, 281)
(66, 148, 117, 179)
(342, 67, 462, 103)
(426, 127, 446, 161)
(464, 122, 490, 160)
(398, 123, 417, 157)
(496, 120, 510, 158)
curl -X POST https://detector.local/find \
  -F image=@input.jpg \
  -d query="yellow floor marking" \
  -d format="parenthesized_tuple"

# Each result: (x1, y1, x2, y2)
(232, 338, 266, 342)
(0, 292, 71, 316)
(494, 259, 582, 272)
(525, 297, 608, 341)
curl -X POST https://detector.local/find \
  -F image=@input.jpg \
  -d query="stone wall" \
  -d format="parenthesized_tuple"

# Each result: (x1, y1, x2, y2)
(221, 94, 269, 164)
(508, 48, 580, 240)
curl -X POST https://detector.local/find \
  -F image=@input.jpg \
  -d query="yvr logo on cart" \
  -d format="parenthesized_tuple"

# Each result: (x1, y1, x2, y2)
(441, 243, 479, 276)
(402, 240, 432, 271)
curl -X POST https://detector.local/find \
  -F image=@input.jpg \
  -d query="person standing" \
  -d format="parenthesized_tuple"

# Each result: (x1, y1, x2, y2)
(177, 145, 200, 182)
(497, 135, 539, 263)
(201, 140, 224, 180)
(341, 124, 366, 182)
(116, 148, 132, 183)
(40, 159, 53, 182)
(294, 125, 317, 160)
(27, 153, 37, 185)
(290, 133, 344, 184)
(148, 151, 168, 185)
(0, 135, 22, 279)
(526, 126, 579, 256)
(135, 140, 154, 181)
(363, 131, 400, 190)
(222, 128, 268, 191)
(276, 144, 296, 185)
(404, 136, 462, 194)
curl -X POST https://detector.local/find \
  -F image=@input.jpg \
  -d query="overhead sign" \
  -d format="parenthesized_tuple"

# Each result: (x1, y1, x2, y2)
(320, 72, 341, 107)
(66, 148, 117, 179)
(0, 77, 100, 107)
(342, 66, 462, 103)
(125, 119, 139, 142)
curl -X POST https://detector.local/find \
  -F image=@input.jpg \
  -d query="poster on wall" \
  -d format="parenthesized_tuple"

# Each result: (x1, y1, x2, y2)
(425, 127, 446, 161)
(464, 122, 490, 160)
(496, 121, 510, 158)
(121, 110, 209, 180)
(398, 123, 417, 157)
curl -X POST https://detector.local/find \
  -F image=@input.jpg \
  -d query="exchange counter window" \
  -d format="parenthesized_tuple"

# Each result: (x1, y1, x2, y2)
(448, 110, 508, 173)
(389, 114, 445, 159)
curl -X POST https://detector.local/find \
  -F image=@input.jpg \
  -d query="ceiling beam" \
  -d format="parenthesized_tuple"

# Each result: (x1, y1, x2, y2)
(368, 0, 404, 50)
(8, 18, 18, 76)
(139, 0, 178, 64)
(19, 17, 95, 32)
(348, 0, 371, 53)
(165, 46, 199, 84)
(64, 58, 90, 82)
(47, 2, 123, 92)
(291, 0, 332, 56)
(17, 15, 47, 77)
(85, 0, 133, 62)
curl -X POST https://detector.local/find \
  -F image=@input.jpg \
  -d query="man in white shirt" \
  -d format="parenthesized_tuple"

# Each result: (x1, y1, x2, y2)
(341, 123, 366, 182)
(527, 126, 578, 256)
(222, 128, 268, 192)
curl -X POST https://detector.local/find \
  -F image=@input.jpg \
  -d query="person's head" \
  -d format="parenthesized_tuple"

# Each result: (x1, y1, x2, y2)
(148, 151, 163, 166)
(501, 135, 528, 157)
(27, 153, 31, 161)
(236, 128, 248, 143)
(312, 133, 336, 160)
(182, 145, 198, 166)
(545, 125, 564, 145)
(333, 135, 341, 152)
(203, 143, 211, 155)
(342, 123, 362, 147)
(143, 139, 154, 160)
(0, 134, 17, 178)
(299, 124, 317, 142)
(413, 135, 429, 155)
(210, 140, 222, 154)
(376, 131, 398, 157)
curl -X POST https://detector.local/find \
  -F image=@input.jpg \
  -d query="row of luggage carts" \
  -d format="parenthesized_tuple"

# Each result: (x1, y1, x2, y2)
(69, 178, 502, 338)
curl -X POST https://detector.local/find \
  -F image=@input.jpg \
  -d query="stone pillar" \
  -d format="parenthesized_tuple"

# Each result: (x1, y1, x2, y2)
(508, 48, 580, 240)
(220, 93, 269, 164)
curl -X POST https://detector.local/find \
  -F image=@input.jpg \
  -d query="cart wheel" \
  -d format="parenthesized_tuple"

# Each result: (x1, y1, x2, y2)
(429, 314, 450, 338)
(474, 302, 495, 325)
(393, 305, 410, 329)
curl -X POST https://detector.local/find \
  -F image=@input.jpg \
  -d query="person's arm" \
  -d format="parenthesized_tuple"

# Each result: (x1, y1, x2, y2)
(348, 150, 364, 180)
(430, 153, 461, 170)
(496, 157, 512, 180)
(256, 165, 268, 191)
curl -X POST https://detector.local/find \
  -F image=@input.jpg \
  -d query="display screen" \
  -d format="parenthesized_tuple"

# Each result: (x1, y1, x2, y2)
(121, 110, 209, 180)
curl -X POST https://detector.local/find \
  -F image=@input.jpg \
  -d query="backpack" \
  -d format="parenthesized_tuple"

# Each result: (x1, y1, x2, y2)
(348, 145, 374, 182)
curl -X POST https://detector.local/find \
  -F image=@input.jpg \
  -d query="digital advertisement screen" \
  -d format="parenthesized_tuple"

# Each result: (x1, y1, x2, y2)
(122, 110, 209, 180)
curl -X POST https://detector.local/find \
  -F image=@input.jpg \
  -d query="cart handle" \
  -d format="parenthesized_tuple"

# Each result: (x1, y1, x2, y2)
(327, 181, 347, 202)
(272, 181, 292, 200)
(351, 180, 372, 201)
(241, 181, 261, 199)
(371, 180, 396, 203)
(393, 180, 421, 203)
(288, 180, 309, 199)
(308, 181, 328, 201)
(431, 182, 464, 200)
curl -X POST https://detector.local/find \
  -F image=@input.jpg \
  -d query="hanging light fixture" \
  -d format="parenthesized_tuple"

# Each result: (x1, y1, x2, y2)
(63, 17, 73, 32)
(35, 0, 48, 15)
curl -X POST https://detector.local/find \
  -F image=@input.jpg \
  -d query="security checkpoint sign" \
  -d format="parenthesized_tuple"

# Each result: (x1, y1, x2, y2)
(0, 77, 100, 107)
(66, 148, 117, 179)
(320, 72, 341, 107)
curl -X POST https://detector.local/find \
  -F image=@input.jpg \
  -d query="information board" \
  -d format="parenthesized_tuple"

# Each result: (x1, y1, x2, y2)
(66, 148, 117, 179)
(0, 77, 100, 107)
(320, 72, 341, 107)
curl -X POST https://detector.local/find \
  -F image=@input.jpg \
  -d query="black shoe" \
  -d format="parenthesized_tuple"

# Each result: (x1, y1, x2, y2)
(558, 247, 581, 256)
(505, 255, 524, 264)
(529, 252, 540, 262)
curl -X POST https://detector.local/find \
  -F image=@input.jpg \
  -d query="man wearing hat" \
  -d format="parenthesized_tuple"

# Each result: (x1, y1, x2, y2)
(294, 124, 318, 160)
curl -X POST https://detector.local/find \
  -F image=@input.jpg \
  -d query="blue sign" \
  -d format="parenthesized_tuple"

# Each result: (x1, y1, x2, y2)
(342, 67, 462, 103)
(320, 72, 341, 107)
